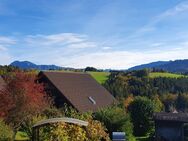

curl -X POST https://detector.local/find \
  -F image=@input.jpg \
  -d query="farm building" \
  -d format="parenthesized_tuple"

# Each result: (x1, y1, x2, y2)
(154, 112, 188, 141)
(38, 71, 116, 112)
(0, 76, 5, 90)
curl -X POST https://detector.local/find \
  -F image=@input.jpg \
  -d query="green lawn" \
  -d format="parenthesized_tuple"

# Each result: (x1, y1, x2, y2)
(88, 72, 185, 83)
(149, 72, 185, 78)
(88, 72, 110, 84)
(15, 131, 29, 141)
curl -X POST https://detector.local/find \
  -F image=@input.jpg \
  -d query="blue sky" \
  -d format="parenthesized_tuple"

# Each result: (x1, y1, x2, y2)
(0, 0, 188, 69)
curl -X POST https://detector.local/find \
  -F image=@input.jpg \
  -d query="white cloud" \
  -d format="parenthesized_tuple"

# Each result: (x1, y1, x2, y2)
(150, 1, 188, 27)
(0, 36, 15, 65)
(25, 33, 87, 46)
(160, 1, 188, 18)
(0, 36, 16, 44)
(102, 46, 111, 50)
(151, 42, 165, 47)
(0, 45, 12, 65)
(1, 33, 188, 69)
(127, 1, 188, 39)
(56, 47, 188, 69)
(68, 42, 96, 49)
(180, 41, 188, 46)
(0, 45, 7, 51)
(0, 52, 12, 65)
(46, 33, 86, 43)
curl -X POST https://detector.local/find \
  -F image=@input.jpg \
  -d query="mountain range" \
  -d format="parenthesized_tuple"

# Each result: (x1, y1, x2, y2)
(10, 61, 63, 70)
(128, 59, 188, 73)
(9, 59, 188, 73)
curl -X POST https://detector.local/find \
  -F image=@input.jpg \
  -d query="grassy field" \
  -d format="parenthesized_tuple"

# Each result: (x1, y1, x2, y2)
(149, 72, 185, 78)
(15, 131, 29, 141)
(88, 72, 109, 84)
(88, 72, 186, 83)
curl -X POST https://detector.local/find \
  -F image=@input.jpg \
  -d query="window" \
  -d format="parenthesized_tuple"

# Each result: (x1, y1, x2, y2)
(88, 96, 96, 105)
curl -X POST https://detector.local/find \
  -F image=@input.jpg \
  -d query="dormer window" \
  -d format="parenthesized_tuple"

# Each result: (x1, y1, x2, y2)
(88, 96, 96, 105)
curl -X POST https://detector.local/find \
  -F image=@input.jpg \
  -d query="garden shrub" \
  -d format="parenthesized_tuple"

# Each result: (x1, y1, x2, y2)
(0, 119, 13, 141)
(21, 114, 47, 139)
(21, 106, 110, 141)
(46, 118, 110, 141)
(128, 96, 155, 136)
(94, 105, 135, 141)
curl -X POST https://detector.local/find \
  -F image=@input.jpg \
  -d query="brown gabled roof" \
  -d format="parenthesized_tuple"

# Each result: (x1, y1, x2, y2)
(0, 76, 5, 90)
(154, 112, 188, 122)
(40, 71, 116, 112)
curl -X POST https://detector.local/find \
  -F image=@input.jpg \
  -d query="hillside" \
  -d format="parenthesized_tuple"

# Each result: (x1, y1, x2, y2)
(10, 61, 63, 70)
(128, 61, 168, 71)
(156, 60, 188, 73)
(129, 59, 188, 73)
(149, 72, 185, 78)
(88, 72, 109, 84)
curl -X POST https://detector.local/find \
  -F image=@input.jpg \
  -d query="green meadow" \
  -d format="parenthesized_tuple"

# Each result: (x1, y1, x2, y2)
(15, 131, 29, 141)
(88, 71, 186, 84)
(88, 72, 110, 84)
(149, 72, 185, 78)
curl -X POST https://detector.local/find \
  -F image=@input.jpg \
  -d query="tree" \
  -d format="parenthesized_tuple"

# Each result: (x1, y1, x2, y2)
(0, 119, 13, 141)
(94, 106, 134, 141)
(151, 95, 164, 112)
(0, 72, 51, 138)
(133, 69, 149, 77)
(161, 94, 177, 112)
(85, 67, 98, 72)
(0, 88, 14, 118)
(124, 95, 134, 110)
(128, 96, 155, 136)
(176, 93, 188, 112)
(0, 65, 20, 76)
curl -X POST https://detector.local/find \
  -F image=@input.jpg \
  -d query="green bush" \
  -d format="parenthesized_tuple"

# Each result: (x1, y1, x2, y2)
(58, 106, 110, 141)
(42, 107, 63, 118)
(0, 119, 13, 141)
(21, 106, 110, 141)
(21, 115, 47, 139)
(128, 96, 155, 136)
(94, 106, 135, 141)
(49, 119, 110, 141)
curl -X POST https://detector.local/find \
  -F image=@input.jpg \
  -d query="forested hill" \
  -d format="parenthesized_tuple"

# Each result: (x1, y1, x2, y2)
(10, 61, 63, 70)
(128, 59, 188, 73)
(128, 61, 168, 71)
(157, 60, 188, 73)
(104, 69, 188, 112)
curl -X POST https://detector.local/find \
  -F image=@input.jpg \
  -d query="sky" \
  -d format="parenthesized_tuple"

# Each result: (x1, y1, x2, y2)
(0, 0, 188, 69)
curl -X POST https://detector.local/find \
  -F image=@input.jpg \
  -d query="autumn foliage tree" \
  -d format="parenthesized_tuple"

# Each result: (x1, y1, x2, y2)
(124, 95, 134, 110)
(0, 88, 14, 118)
(0, 72, 51, 135)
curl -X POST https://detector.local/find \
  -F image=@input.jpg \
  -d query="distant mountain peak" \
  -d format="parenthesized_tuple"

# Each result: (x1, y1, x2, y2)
(128, 61, 169, 71)
(128, 59, 188, 73)
(10, 60, 63, 70)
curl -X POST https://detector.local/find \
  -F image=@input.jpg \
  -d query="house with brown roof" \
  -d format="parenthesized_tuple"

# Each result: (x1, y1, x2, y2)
(0, 76, 5, 90)
(39, 71, 116, 112)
